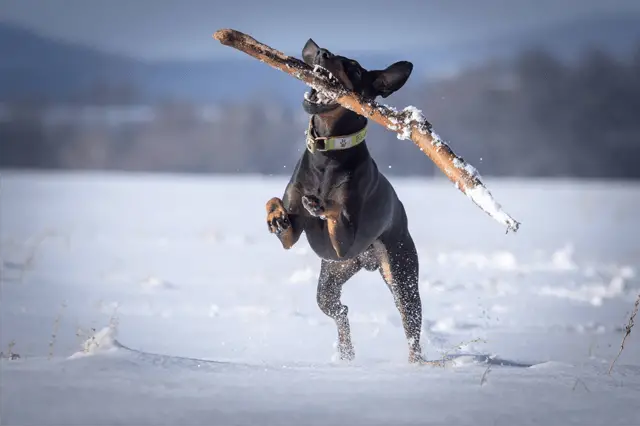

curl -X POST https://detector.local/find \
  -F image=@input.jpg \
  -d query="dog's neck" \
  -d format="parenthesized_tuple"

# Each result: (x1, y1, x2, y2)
(306, 108, 370, 166)
(311, 108, 367, 138)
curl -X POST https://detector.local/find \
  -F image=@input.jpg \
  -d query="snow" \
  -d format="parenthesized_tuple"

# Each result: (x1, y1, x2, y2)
(451, 143, 521, 232)
(453, 156, 481, 180)
(2, 171, 640, 425)
(393, 106, 429, 141)
(430, 130, 446, 147)
(465, 184, 521, 233)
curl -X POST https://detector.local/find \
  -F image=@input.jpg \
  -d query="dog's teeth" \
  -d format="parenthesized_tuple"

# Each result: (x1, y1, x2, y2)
(314, 91, 335, 105)
(303, 86, 336, 105)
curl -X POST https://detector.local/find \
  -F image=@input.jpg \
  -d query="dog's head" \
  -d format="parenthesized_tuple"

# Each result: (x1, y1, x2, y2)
(301, 38, 413, 115)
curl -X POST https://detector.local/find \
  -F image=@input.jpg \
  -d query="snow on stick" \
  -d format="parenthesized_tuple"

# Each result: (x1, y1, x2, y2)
(213, 29, 521, 233)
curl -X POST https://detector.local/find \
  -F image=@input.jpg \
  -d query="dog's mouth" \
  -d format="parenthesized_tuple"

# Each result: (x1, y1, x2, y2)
(302, 65, 342, 114)
(304, 88, 335, 105)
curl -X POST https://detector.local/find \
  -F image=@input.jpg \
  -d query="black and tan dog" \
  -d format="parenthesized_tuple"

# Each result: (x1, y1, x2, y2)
(266, 39, 423, 363)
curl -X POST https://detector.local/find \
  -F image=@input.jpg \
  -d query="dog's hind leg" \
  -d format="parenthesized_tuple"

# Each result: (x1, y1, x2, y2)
(316, 258, 362, 361)
(374, 233, 423, 363)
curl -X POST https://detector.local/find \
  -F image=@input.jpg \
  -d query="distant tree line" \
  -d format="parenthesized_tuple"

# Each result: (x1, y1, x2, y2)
(1, 45, 640, 178)
(404, 45, 640, 178)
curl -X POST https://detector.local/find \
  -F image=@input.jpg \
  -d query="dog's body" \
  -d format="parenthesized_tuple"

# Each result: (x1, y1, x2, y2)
(266, 39, 423, 363)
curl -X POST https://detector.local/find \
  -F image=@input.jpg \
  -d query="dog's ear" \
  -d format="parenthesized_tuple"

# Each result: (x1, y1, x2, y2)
(302, 39, 320, 65)
(371, 61, 413, 98)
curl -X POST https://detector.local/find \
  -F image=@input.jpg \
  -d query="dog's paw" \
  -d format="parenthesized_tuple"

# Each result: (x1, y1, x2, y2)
(339, 343, 355, 361)
(332, 341, 355, 362)
(266, 197, 291, 235)
(268, 212, 290, 235)
(302, 195, 326, 219)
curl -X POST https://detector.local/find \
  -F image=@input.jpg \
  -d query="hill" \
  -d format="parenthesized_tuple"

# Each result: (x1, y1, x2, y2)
(1, 13, 639, 104)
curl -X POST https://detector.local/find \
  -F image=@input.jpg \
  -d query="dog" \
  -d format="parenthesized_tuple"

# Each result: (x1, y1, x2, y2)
(265, 38, 423, 363)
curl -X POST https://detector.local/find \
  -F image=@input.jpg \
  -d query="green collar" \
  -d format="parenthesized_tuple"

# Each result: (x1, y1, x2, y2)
(305, 118, 367, 153)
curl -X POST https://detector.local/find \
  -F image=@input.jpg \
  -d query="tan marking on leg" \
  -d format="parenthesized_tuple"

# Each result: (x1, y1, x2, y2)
(266, 197, 296, 249)
(373, 240, 394, 284)
(375, 239, 414, 359)
(321, 201, 342, 220)
(326, 218, 344, 258)
(322, 202, 346, 258)
(375, 239, 422, 363)
(278, 229, 296, 249)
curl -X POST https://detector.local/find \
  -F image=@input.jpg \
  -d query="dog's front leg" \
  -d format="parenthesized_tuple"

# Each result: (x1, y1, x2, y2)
(302, 195, 355, 258)
(266, 197, 303, 250)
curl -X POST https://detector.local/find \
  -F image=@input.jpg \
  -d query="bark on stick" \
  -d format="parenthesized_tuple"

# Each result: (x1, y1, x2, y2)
(213, 29, 520, 233)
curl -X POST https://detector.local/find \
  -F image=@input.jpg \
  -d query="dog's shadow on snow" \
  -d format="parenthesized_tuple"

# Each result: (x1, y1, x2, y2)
(111, 339, 538, 371)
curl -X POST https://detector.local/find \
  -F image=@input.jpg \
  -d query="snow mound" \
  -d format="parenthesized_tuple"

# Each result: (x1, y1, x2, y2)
(69, 326, 118, 359)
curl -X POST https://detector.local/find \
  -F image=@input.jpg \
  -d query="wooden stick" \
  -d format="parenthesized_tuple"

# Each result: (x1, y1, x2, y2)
(213, 29, 521, 233)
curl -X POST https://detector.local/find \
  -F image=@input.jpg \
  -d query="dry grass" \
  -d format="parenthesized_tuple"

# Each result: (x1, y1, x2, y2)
(1, 340, 21, 360)
(480, 364, 492, 386)
(48, 302, 67, 360)
(572, 378, 591, 392)
(608, 292, 639, 375)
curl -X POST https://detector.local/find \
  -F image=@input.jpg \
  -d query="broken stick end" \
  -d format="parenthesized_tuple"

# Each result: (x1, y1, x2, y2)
(464, 184, 521, 234)
(213, 29, 235, 45)
(506, 219, 521, 234)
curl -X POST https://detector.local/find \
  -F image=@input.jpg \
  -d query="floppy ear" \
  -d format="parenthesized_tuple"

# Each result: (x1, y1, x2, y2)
(371, 61, 413, 98)
(302, 39, 320, 65)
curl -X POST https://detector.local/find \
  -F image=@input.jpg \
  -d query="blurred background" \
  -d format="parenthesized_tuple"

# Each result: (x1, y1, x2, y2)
(2, 0, 640, 178)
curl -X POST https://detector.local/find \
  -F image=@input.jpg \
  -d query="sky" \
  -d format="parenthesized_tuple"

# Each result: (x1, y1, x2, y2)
(2, 0, 640, 60)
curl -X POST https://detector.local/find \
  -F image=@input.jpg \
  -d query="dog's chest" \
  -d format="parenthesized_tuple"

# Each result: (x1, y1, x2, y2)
(303, 165, 349, 201)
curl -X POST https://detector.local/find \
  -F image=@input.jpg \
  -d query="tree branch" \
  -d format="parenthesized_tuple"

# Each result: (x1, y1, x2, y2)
(213, 29, 520, 233)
